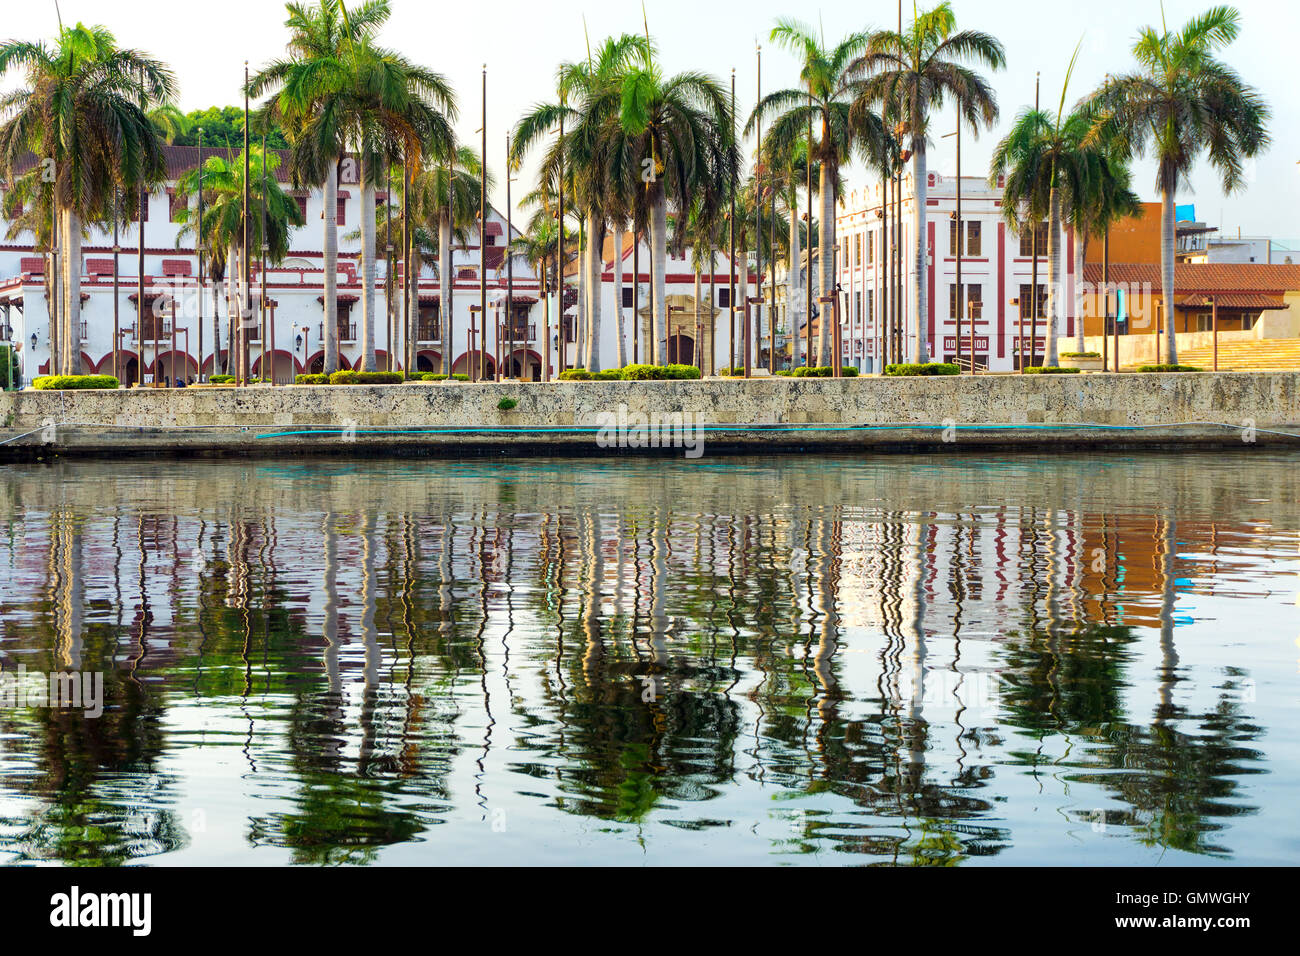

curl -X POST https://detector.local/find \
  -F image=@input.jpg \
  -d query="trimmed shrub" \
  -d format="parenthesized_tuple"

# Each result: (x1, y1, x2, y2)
(558, 368, 593, 380)
(497, 397, 518, 411)
(885, 363, 961, 377)
(1060, 351, 1100, 359)
(295, 373, 329, 385)
(621, 363, 664, 380)
(775, 369, 795, 377)
(593, 369, 624, 380)
(328, 370, 405, 385)
(451, 373, 470, 382)
(1024, 366, 1083, 374)
(1137, 364, 1203, 373)
(666, 363, 702, 380)
(423, 373, 450, 381)
(34, 374, 119, 390)
(209, 374, 237, 384)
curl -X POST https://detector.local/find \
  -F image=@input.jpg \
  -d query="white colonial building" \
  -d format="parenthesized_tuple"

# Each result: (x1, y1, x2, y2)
(836, 170, 1083, 372)
(0, 145, 769, 384)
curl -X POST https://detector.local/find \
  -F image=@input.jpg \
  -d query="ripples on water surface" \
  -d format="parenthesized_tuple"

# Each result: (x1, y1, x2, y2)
(0, 452, 1297, 866)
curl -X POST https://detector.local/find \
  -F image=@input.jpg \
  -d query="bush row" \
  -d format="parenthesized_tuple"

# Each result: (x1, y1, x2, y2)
(559, 364, 702, 381)
(1024, 366, 1083, 375)
(885, 363, 961, 377)
(34, 374, 120, 390)
(1136, 364, 1203, 373)
(774, 366, 860, 378)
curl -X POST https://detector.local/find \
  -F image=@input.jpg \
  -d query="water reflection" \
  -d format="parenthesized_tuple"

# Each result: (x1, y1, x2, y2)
(0, 453, 1295, 865)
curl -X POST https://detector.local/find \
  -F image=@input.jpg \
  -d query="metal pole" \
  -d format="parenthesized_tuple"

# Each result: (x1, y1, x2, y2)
(1212, 294, 1219, 371)
(558, 110, 566, 374)
(385, 161, 392, 372)
(955, 120, 963, 371)
(728, 68, 736, 375)
(480, 65, 488, 382)
(113, 190, 120, 382)
(261, 128, 269, 384)
(138, 139, 146, 385)
(753, 44, 762, 379)
(506, 131, 514, 379)
(804, 89, 812, 370)
(1103, 224, 1111, 372)
(196, 134, 205, 382)
(632, 227, 639, 365)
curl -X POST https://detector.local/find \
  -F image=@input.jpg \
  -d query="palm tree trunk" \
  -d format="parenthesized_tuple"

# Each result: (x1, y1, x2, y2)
(323, 158, 340, 375)
(1045, 186, 1062, 368)
(226, 251, 238, 377)
(407, 245, 421, 375)
(440, 215, 453, 375)
(359, 169, 377, 372)
(211, 281, 223, 375)
(576, 227, 587, 369)
(651, 198, 668, 365)
(912, 141, 929, 364)
(818, 160, 834, 367)
(63, 207, 83, 374)
(1160, 174, 1178, 364)
(788, 188, 801, 370)
(586, 212, 603, 373)
(1074, 230, 1086, 353)
(612, 223, 626, 368)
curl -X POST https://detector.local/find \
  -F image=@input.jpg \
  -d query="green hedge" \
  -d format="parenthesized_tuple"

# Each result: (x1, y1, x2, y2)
(1137, 364, 1203, 373)
(294, 373, 329, 385)
(593, 369, 624, 380)
(34, 374, 119, 390)
(328, 370, 405, 385)
(558, 368, 593, 380)
(885, 363, 961, 377)
(788, 366, 859, 378)
(1060, 352, 1100, 359)
(1024, 366, 1083, 374)
(209, 374, 237, 384)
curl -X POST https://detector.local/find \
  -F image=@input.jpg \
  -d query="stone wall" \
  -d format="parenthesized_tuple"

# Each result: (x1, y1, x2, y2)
(2, 373, 1298, 459)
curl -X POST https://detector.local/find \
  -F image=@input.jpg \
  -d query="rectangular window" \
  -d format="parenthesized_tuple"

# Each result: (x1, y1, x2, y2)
(866, 289, 874, 323)
(295, 196, 308, 219)
(867, 232, 874, 265)
(129, 194, 150, 223)
(1018, 222, 1048, 258)
(950, 218, 960, 256)
(966, 221, 982, 257)
(854, 234, 862, 266)
(717, 288, 731, 308)
(1019, 283, 1048, 320)
(168, 192, 186, 223)
(621, 286, 634, 308)
(854, 291, 862, 320)
(336, 197, 346, 226)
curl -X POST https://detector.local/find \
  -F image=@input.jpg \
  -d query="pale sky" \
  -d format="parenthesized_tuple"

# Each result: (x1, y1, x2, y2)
(4, 0, 1297, 242)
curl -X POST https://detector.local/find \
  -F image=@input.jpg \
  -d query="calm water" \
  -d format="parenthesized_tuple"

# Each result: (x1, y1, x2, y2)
(0, 452, 1297, 866)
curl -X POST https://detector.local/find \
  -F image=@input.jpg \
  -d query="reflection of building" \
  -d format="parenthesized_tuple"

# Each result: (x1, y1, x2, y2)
(0, 146, 542, 385)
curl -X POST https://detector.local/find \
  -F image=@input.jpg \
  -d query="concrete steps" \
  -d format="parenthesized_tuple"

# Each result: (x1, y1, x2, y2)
(1122, 337, 1300, 371)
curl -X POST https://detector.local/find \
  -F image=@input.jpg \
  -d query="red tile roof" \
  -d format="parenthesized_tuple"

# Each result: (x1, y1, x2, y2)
(1081, 262, 1300, 293)
(1181, 292, 1288, 310)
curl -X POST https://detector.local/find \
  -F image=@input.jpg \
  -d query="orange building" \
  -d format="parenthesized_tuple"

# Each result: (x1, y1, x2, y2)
(1083, 202, 1162, 265)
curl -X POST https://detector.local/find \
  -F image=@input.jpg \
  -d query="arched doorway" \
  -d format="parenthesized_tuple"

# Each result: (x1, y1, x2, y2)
(416, 350, 442, 373)
(149, 351, 200, 386)
(452, 351, 495, 379)
(667, 334, 695, 366)
(252, 350, 298, 384)
(506, 349, 542, 382)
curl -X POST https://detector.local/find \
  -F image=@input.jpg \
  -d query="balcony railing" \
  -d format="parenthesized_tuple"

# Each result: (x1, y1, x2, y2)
(318, 323, 357, 343)
(498, 324, 535, 341)
(416, 321, 441, 343)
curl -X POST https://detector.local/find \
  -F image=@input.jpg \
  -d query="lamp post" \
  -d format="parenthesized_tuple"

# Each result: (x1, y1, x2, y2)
(196, 127, 204, 382)
(943, 124, 964, 371)
(112, 190, 121, 383)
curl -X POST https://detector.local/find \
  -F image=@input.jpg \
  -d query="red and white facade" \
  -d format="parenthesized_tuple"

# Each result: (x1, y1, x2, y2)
(836, 170, 1081, 372)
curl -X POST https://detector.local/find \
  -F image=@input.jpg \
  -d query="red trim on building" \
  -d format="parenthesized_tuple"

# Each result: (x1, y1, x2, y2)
(927, 220, 936, 351)
(997, 222, 1006, 358)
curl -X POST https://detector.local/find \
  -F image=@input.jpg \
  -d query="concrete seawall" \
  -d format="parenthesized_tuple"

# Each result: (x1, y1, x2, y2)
(2, 372, 1299, 460)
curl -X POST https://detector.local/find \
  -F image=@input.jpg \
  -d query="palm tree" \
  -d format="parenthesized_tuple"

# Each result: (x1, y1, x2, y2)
(989, 52, 1088, 368)
(753, 22, 884, 367)
(1082, 5, 1268, 364)
(617, 39, 734, 366)
(850, 2, 1004, 363)
(174, 149, 306, 374)
(0, 23, 173, 375)
(514, 35, 647, 373)
(247, 0, 392, 375)
(1066, 137, 1141, 354)
(508, 210, 572, 375)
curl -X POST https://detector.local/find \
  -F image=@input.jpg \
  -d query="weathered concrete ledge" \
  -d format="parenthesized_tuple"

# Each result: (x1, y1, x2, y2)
(2, 372, 1299, 460)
